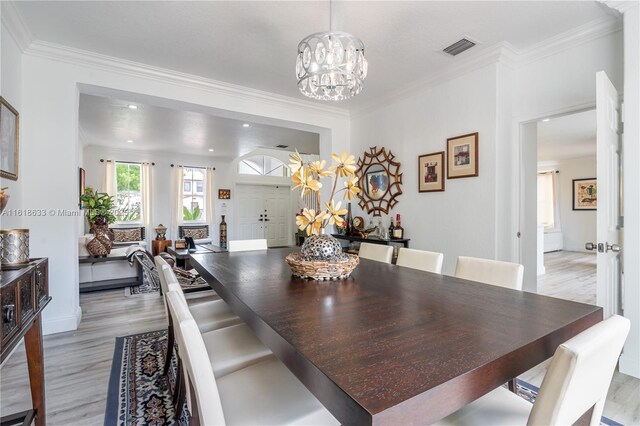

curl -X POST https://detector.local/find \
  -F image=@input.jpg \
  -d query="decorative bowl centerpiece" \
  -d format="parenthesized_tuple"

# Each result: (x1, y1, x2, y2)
(285, 151, 361, 280)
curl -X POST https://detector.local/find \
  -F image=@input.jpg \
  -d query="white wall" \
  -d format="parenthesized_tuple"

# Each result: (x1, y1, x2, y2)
(12, 43, 349, 335)
(538, 157, 597, 252)
(515, 29, 623, 291)
(0, 15, 23, 229)
(351, 64, 499, 275)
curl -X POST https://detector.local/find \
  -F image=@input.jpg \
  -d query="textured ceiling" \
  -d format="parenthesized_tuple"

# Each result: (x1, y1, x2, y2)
(79, 94, 320, 157)
(16, 1, 614, 111)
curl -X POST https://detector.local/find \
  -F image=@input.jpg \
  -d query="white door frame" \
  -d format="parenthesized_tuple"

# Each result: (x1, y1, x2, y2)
(515, 101, 596, 293)
(234, 182, 293, 246)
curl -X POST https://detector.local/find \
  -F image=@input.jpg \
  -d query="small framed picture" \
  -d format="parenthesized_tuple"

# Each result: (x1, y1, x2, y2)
(0, 97, 19, 181)
(418, 151, 445, 192)
(447, 132, 478, 179)
(79, 168, 86, 209)
(218, 189, 231, 199)
(573, 178, 597, 210)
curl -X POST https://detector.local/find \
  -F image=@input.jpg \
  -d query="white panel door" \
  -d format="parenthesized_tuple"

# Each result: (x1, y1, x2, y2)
(236, 184, 291, 247)
(236, 185, 264, 240)
(264, 186, 290, 247)
(595, 71, 622, 319)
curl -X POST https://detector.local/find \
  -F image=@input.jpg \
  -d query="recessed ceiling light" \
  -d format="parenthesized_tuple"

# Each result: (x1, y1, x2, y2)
(128, 105, 138, 110)
(208, 148, 214, 152)
(242, 123, 250, 128)
(127, 140, 134, 143)
(542, 118, 551, 122)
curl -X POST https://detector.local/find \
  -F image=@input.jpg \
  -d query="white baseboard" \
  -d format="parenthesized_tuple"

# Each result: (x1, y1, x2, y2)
(42, 306, 82, 336)
(620, 353, 640, 379)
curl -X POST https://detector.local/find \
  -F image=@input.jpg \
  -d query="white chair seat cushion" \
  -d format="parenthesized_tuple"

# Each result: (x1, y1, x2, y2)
(217, 356, 339, 425)
(184, 290, 220, 305)
(435, 387, 531, 426)
(202, 323, 272, 378)
(189, 299, 241, 334)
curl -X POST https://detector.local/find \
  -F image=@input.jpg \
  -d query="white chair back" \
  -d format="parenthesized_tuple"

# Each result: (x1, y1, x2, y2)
(454, 256, 524, 290)
(154, 255, 172, 295)
(358, 243, 393, 264)
(396, 248, 444, 273)
(228, 239, 268, 252)
(166, 291, 227, 425)
(528, 315, 630, 426)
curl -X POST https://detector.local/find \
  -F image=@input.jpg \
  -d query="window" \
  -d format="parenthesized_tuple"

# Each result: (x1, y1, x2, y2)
(537, 171, 557, 229)
(183, 167, 206, 221)
(115, 162, 142, 222)
(239, 155, 289, 177)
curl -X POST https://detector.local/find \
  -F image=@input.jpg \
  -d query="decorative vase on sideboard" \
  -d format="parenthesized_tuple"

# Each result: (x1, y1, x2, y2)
(220, 215, 228, 249)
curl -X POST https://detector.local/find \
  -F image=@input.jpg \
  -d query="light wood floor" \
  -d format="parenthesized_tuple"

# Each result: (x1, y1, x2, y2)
(0, 290, 166, 425)
(1, 253, 638, 425)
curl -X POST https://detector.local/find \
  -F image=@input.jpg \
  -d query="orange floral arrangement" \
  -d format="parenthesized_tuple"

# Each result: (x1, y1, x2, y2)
(290, 151, 360, 236)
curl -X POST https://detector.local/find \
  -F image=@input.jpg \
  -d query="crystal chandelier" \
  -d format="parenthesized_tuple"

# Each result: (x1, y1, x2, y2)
(296, 3, 368, 101)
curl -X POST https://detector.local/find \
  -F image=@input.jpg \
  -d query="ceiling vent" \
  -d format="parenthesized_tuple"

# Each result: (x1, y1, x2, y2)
(443, 38, 476, 56)
(275, 144, 289, 149)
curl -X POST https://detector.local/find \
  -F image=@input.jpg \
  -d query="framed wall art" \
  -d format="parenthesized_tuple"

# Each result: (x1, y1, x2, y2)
(418, 151, 445, 192)
(79, 167, 86, 209)
(218, 188, 231, 199)
(447, 132, 478, 179)
(0, 97, 19, 181)
(573, 178, 597, 210)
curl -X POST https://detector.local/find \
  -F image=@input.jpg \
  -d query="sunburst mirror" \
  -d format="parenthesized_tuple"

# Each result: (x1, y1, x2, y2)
(355, 146, 403, 216)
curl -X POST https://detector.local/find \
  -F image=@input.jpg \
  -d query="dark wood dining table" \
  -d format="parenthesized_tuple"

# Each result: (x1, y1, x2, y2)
(190, 248, 602, 425)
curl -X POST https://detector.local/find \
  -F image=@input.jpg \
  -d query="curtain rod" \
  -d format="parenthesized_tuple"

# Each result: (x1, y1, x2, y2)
(100, 159, 155, 166)
(170, 164, 216, 171)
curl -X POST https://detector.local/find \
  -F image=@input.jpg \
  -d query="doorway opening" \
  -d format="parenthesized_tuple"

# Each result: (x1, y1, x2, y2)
(536, 109, 597, 304)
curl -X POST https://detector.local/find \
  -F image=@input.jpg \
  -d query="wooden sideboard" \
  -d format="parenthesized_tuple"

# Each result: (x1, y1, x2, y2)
(1, 258, 51, 426)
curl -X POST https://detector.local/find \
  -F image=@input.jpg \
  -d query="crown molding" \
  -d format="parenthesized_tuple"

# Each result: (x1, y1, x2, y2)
(516, 16, 622, 66)
(22, 41, 350, 120)
(352, 42, 518, 119)
(352, 16, 621, 118)
(602, 1, 639, 14)
(1, 1, 34, 52)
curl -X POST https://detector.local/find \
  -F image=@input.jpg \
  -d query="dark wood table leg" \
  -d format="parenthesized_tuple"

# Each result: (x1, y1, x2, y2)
(25, 315, 46, 426)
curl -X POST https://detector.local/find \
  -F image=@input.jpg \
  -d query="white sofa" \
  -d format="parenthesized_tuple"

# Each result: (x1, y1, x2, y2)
(78, 234, 146, 291)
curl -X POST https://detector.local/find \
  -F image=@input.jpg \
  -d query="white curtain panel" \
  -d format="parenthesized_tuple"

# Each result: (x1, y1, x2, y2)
(141, 163, 153, 245)
(103, 160, 115, 196)
(172, 166, 184, 240)
(206, 167, 215, 239)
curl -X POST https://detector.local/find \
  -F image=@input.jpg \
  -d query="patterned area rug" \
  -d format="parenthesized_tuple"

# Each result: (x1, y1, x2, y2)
(105, 329, 189, 426)
(106, 330, 623, 426)
(126, 268, 209, 296)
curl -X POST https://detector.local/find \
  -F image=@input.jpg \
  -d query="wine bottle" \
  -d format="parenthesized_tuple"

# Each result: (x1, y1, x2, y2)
(393, 214, 404, 239)
(388, 217, 395, 239)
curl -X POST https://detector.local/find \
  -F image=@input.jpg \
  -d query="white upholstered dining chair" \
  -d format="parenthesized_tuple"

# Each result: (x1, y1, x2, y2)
(167, 291, 339, 425)
(166, 285, 271, 378)
(396, 248, 444, 273)
(359, 243, 394, 264)
(228, 238, 268, 252)
(454, 256, 524, 290)
(161, 265, 240, 334)
(154, 255, 218, 305)
(436, 315, 630, 426)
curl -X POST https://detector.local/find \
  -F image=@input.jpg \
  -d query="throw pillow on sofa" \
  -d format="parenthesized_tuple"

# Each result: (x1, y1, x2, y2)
(183, 227, 208, 240)
(112, 228, 142, 242)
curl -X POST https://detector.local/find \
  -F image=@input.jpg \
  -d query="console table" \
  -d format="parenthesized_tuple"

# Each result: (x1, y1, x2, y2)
(331, 234, 411, 248)
(1, 258, 50, 426)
